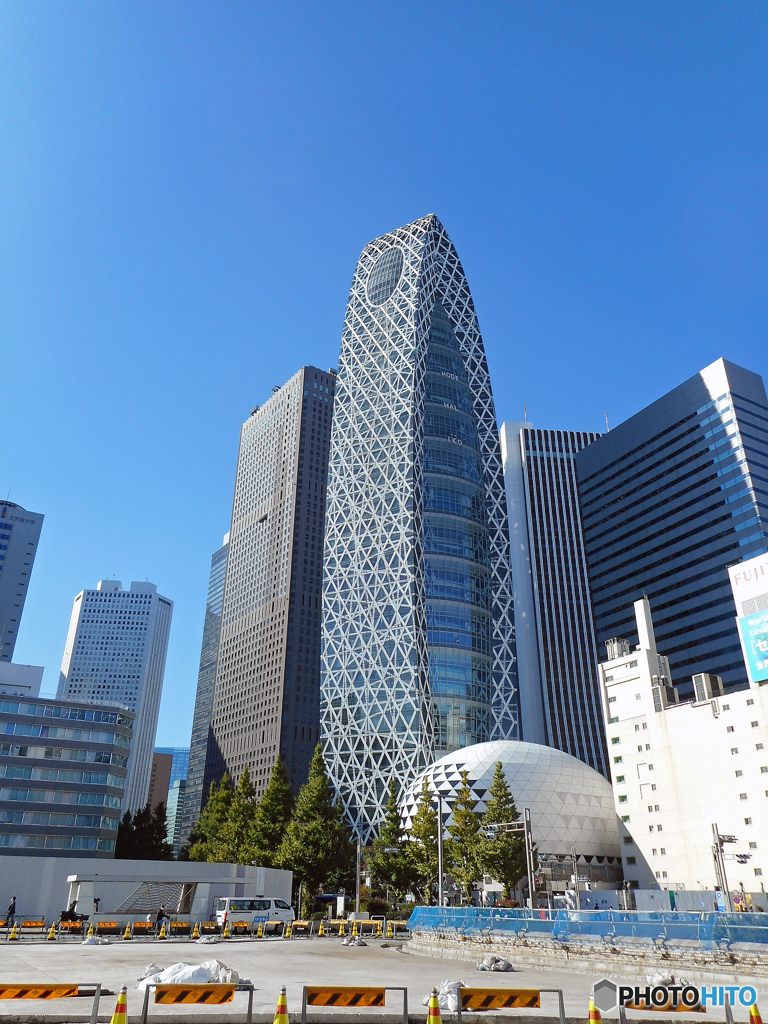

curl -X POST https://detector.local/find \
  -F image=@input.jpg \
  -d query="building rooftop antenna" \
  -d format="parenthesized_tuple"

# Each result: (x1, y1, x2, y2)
(604, 412, 610, 432)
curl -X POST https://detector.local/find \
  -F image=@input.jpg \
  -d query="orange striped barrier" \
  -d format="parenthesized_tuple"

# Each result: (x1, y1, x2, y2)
(0, 982, 102, 1020)
(456, 984, 565, 1024)
(140, 981, 254, 1024)
(301, 986, 407, 1024)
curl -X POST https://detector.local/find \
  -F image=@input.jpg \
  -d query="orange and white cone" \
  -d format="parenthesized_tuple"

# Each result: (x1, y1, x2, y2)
(122, 924, 132, 940)
(222, 918, 230, 938)
(317, 920, 324, 937)
(376, 920, 382, 937)
(273, 986, 289, 1024)
(338, 920, 345, 937)
(588, 998, 602, 1023)
(158, 921, 167, 939)
(387, 920, 393, 938)
(8, 922, 18, 941)
(352, 919, 358, 937)
(749, 1005, 763, 1024)
(428, 988, 442, 1024)
(47, 923, 56, 941)
(257, 921, 263, 938)
(191, 921, 199, 939)
(110, 985, 127, 1024)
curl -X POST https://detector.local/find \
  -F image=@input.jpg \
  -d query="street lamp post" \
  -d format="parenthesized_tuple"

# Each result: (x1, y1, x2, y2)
(355, 836, 362, 915)
(571, 847, 581, 912)
(436, 793, 444, 907)
(712, 823, 737, 912)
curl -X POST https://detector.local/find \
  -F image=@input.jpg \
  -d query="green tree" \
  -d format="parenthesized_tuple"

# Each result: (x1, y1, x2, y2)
(445, 771, 482, 901)
(278, 744, 354, 915)
(115, 802, 173, 859)
(217, 766, 258, 863)
(479, 762, 526, 898)
(369, 780, 419, 901)
(188, 773, 234, 862)
(409, 777, 439, 903)
(247, 756, 294, 867)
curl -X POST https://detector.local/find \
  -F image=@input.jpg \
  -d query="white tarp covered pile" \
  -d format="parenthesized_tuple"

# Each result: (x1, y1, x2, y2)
(422, 981, 465, 1011)
(136, 960, 245, 991)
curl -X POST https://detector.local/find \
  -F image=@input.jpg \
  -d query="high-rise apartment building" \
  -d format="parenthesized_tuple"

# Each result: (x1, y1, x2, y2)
(181, 536, 228, 843)
(322, 215, 517, 839)
(0, 695, 133, 856)
(57, 579, 173, 812)
(0, 501, 44, 662)
(203, 366, 335, 802)
(501, 422, 607, 775)
(576, 359, 768, 698)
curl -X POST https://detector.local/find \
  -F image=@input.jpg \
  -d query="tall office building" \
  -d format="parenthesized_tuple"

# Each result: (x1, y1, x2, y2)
(155, 745, 189, 786)
(181, 537, 228, 845)
(203, 366, 336, 802)
(576, 358, 768, 698)
(57, 579, 173, 812)
(501, 422, 607, 775)
(322, 215, 517, 839)
(0, 501, 44, 662)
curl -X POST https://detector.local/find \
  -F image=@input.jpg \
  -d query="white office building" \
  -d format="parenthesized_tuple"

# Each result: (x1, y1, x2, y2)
(57, 580, 173, 813)
(599, 593, 768, 895)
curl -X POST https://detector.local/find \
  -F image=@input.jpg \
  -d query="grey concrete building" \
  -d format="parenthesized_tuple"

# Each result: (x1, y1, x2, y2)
(0, 501, 44, 663)
(203, 366, 335, 801)
(501, 422, 607, 776)
(0, 695, 134, 856)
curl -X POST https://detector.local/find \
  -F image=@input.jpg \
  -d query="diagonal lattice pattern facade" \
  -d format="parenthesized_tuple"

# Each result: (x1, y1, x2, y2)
(321, 215, 518, 839)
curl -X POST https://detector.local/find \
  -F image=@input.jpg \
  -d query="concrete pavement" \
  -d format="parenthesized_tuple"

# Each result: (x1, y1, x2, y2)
(0, 935, 761, 1023)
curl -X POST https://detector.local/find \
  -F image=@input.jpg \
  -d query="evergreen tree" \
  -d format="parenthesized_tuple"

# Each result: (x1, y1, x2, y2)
(247, 756, 294, 867)
(115, 801, 173, 859)
(445, 771, 482, 900)
(409, 777, 439, 903)
(217, 766, 258, 863)
(479, 762, 526, 898)
(188, 773, 234, 862)
(278, 744, 354, 913)
(369, 780, 419, 901)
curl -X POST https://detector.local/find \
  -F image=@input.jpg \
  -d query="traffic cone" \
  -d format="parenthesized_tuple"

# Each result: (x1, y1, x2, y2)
(87, 921, 95, 937)
(110, 985, 127, 1024)
(256, 921, 263, 938)
(158, 921, 166, 940)
(284, 920, 292, 939)
(8, 922, 18, 941)
(749, 1005, 763, 1024)
(387, 920, 393, 938)
(318, 920, 324, 937)
(191, 921, 199, 939)
(47, 923, 56, 941)
(376, 920, 382, 937)
(588, 998, 602, 1024)
(273, 986, 288, 1024)
(338, 920, 345, 937)
(122, 924, 132, 940)
(352, 919, 358, 937)
(428, 988, 442, 1024)
(222, 919, 230, 938)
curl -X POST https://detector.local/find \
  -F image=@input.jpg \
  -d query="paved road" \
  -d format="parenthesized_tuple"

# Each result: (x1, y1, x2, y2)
(0, 936, 760, 1022)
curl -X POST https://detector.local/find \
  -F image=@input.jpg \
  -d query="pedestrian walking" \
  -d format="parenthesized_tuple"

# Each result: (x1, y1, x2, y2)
(4, 896, 17, 928)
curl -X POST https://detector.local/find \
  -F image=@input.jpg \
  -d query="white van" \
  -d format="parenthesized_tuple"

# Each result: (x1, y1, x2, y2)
(215, 897, 294, 930)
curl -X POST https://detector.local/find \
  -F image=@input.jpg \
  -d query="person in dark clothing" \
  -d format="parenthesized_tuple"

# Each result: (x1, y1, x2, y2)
(4, 896, 16, 928)
(156, 905, 167, 930)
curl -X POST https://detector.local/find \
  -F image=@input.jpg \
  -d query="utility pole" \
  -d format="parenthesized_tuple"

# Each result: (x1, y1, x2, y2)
(571, 846, 581, 911)
(437, 793, 444, 907)
(712, 823, 736, 912)
(524, 808, 536, 909)
(355, 836, 362, 915)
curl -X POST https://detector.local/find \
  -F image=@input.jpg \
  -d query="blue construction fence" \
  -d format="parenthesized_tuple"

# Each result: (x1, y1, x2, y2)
(407, 906, 768, 948)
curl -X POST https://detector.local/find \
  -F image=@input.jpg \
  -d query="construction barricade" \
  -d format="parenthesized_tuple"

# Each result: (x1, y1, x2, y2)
(140, 982, 254, 1024)
(452, 985, 566, 1024)
(301, 986, 407, 1024)
(0, 982, 102, 1024)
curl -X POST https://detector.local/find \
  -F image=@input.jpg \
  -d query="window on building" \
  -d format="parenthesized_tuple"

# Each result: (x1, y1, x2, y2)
(618, 795, 628, 803)
(614, 756, 622, 763)
(752, 721, 759, 728)
(608, 696, 616, 703)
(736, 770, 743, 777)
(635, 724, 640, 732)
(621, 815, 630, 822)
(749, 842, 757, 850)
(761, 767, 768, 774)
(651, 784, 656, 791)
(660, 848, 666, 855)
(758, 744, 765, 751)
(723, 704, 730, 710)
(652, 848, 657, 855)
(657, 824, 662, 831)
(745, 818, 753, 825)
(756, 869, 763, 877)
(635, 693, 641, 700)
(732, 748, 739, 755)
(626, 856, 636, 865)
(611, 737, 620, 745)
(649, 825, 654, 831)
(727, 726, 735, 733)
(616, 775, 625, 783)
(662, 871, 668, 879)
(740, 793, 748, 800)
(655, 872, 661, 879)
(623, 837, 633, 845)
(747, 699, 754, 706)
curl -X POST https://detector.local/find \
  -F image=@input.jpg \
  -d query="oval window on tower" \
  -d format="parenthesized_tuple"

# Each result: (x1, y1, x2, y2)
(366, 247, 404, 306)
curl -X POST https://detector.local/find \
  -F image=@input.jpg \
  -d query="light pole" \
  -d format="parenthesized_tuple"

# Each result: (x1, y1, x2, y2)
(571, 847, 581, 912)
(355, 836, 362, 915)
(435, 793, 444, 907)
(712, 823, 737, 912)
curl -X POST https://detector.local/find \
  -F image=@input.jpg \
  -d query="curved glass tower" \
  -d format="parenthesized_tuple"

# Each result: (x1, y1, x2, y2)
(322, 215, 517, 838)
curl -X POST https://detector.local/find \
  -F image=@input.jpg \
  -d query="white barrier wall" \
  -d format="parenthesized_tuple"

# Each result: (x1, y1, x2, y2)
(0, 856, 291, 922)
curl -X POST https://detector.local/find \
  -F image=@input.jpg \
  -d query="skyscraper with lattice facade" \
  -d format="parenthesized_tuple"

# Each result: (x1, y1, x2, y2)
(321, 215, 517, 839)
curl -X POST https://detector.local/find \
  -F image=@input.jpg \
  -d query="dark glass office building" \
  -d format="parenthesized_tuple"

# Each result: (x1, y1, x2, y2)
(180, 538, 228, 844)
(576, 359, 768, 697)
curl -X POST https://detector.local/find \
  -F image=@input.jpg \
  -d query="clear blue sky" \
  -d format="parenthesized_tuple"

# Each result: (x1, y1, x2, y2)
(3, 2, 766, 745)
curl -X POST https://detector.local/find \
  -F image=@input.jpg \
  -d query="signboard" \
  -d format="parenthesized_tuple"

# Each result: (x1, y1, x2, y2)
(736, 609, 768, 686)
(729, 553, 768, 614)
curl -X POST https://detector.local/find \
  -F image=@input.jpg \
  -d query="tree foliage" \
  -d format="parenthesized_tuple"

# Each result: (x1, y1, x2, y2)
(445, 771, 482, 900)
(369, 780, 419, 900)
(115, 801, 173, 860)
(479, 761, 526, 898)
(247, 756, 294, 867)
(409, 777, 439, 903)
(278, 744, 355, 911)
(188, 773, 234, 862)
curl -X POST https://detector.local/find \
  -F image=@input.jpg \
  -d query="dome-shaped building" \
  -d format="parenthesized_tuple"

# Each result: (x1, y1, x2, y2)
(401, 741, 622, 889)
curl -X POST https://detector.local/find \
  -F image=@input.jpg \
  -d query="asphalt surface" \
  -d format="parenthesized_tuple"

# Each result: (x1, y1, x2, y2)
(0, 935, 762, 1023)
